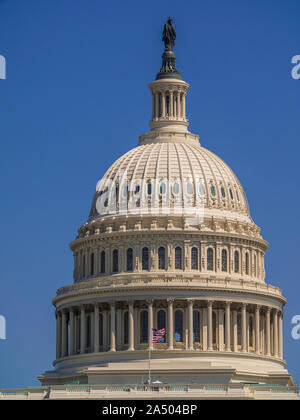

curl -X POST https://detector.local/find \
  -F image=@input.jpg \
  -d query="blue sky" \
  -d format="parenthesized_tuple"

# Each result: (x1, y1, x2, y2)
(0, 0, 300, 388)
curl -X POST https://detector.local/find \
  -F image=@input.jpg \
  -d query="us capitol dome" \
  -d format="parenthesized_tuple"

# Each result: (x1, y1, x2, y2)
(39, 19, 295, 395)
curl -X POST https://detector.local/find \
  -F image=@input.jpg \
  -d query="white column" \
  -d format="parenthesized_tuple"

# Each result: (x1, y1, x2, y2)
(110, 302, 116, 352)
(167, 299, 174, 350)
(152, 93, 155, 119)
(266, 307, 271, 356)
(80, 306, 86, 354)
(148, 300, 153, 350)
(61, 309, 68, 357)
(155, 92, 159, 119)
(161, 92, 166, 118)
(69, 308, 75, 356)
(188, 300, 194, 350)
(279, 311, 283, 359)
(241, 303, 247, 353)
(207, 301, 213, 351)
(202, 307, 208, 351)
(225, 302, 231, 352)
(128, 301, 134, 351)
(255, 305, 260, 354)
(56, 311, 62, 359)
(182, 92, 186, 119)
(94, 304, 99, 353)
(274, 310, 278, 357)
(233, 310, 238, 352)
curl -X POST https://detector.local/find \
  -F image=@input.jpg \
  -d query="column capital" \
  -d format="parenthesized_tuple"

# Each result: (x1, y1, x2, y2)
(167, 298, 174, 305)
(266, 306, 271, 313)
(241, 302, 247, 309)
(225, 301, 232, 308)
(187, 299, 194, 306)
(146, 299, 153, 306)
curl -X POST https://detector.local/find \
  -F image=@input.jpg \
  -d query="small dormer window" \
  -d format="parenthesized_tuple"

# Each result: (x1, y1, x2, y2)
(210, 185, 216, 197)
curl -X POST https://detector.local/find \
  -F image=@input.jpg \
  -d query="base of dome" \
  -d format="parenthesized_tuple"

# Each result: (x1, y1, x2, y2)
(39, 350, 294, 387)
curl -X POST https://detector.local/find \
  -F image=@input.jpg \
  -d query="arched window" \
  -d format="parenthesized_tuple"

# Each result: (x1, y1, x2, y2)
(142, 247, 149, 270)
(175, 310, 183, 342)
(212, 311, 217, 345)
(221, 249, 227, 272)
(112, 249, 118, 273)
(175, 247, 182, 269)
(191, 247, 198, 270)
(82, 254, 86, 278)
(140, 311, 148, 343)
(100, 250, 105, 274)
(245, 252, 250, 275)
(207, 248, 213, 271)
(90, 252, 94, 276)
(124, 311, 129, 345)
(99, 313, 103, 346)
(157, 310, 166, 342)
(127, 248, 133, 272)
(234, 251, 239, 273)
(193, 310, 200, 342)
(158, 247, 166, 270)
(237, 313, 242, 345)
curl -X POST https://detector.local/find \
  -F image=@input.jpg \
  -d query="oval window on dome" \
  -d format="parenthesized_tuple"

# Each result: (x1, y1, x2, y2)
(147, 183, 152, 195)
(229, 189, 234, 200)
(210, 185, 216, 197)
(134, 184, 140, 195)
(221, 186, 226, 198)
(186, 182, 193, 195)
(173, 182, 180, 194)
(199, 183, 205, 196)
(236, 191, 240, 201)
(160, 182, 166, 194)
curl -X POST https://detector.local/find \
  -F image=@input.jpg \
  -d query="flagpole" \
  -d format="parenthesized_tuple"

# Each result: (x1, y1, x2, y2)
(148, 345, 151, 385)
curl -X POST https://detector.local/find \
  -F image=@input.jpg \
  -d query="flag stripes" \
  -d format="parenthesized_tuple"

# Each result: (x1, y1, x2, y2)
(152, 328, 166, 342)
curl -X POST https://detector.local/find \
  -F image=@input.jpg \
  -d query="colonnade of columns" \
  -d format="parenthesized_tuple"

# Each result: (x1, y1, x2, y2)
(151, 89, 186, 121)
(55, 300, 283, 361)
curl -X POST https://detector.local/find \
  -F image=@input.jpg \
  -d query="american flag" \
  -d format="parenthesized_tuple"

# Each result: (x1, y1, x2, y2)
(152, 328, 166, 343)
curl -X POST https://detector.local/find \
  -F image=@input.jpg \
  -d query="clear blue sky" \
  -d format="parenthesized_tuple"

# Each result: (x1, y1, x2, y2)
(0, 0, 300, 388)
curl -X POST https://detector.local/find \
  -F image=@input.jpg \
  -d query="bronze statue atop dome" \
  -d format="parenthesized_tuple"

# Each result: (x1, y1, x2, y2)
(162, 17, 176, 51)
(156, 17, 182, 80)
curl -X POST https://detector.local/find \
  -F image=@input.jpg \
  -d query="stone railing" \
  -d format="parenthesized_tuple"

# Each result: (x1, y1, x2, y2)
(1, 384, 299, 400)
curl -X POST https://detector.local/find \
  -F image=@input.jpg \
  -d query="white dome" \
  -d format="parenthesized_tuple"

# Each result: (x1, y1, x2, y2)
(89, 141, 250, 221)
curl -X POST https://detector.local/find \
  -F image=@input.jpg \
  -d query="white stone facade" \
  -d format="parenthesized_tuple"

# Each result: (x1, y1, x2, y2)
(38, 46, 295, 392)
